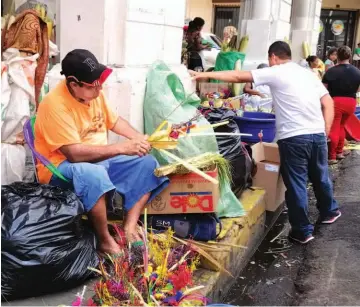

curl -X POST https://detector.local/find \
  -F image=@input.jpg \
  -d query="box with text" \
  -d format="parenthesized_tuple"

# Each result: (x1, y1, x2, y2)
(251, 142, 286, 211)
(145, 169, 219, 214)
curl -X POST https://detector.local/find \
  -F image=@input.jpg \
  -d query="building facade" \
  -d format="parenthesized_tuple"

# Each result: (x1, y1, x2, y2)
(319, 0, 360, 59)
(3, 0, 358, 135)
(186, 0, 360, 67)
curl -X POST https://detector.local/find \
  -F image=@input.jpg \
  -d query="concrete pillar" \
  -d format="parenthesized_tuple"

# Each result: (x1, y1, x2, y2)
(251, 0, 271, 20)
(292, 0, 311, 30)
(290, 0, 322, 61)
(239, 0, 292, 70)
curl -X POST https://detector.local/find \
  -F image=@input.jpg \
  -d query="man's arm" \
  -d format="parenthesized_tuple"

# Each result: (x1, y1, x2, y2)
(60, 143, 123, 163)
(60, 138, 151, 163)
(111, 117, 145, 140)
(320, 94, 334, 136)
(60, 117, 151, 163)
(244, 82, 264, 97)
(190, 70, 254, 83)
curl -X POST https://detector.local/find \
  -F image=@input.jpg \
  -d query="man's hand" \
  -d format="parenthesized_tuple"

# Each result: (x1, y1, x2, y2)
(188, 70, 206, 81)
(120, 138, 151, 157)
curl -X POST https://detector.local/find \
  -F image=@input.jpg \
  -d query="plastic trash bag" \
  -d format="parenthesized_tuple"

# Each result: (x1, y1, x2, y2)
(199, 107, 254, 196)
(212, 51, 246, 84)
(1, 182, 98, 301)
(144, 61, 244, 218)
(214, 51, 246, 72)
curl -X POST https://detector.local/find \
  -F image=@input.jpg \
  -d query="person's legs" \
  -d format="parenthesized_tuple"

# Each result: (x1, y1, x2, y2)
(308, 133, 339, 221)
(335, 97, 357, 157)
(328, 99, 343, 161)
(97, 154, 169, 242)
(336, 112, 351, 156)
(88, 194, 121, 254)
(50, 161, 120, 254)
(123, 193, 150, 242)
(278, 135, 313, 241)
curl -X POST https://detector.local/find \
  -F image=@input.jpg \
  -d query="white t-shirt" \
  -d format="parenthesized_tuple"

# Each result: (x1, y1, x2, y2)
(251, 62, 328, 140)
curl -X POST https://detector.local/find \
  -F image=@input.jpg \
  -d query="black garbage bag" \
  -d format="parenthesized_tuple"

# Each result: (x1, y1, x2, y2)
(1, 182, 99, 301)
(199, 107, 254, 196)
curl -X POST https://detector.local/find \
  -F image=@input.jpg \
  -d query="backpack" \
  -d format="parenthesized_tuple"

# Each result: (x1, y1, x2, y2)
(146, 213, 222, 241)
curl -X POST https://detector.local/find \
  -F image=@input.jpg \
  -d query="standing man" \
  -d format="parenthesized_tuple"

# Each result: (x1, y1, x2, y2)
(35, 49, 169, 255)
(190, 41, 340, 244)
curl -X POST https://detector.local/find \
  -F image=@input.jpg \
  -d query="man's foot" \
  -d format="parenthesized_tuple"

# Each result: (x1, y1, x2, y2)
(328, 159, 338, 165)
(343, 149, 351, 156)
(319, 210, 341, 224)
(288, 232, 314, 244)
(124, 228, 142, 244)
(98, 235, 122, 255)
(336, 154, 346, 160)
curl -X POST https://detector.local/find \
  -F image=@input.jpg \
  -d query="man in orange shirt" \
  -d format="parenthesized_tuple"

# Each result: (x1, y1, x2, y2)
(35, 49, 169, 255)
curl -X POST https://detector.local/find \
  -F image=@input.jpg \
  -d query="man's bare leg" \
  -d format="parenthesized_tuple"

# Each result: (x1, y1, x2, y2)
(88, 194, 121, 254)
(124, 192, 150, 243)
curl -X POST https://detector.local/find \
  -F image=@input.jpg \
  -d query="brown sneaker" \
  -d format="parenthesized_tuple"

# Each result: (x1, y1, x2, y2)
(328, 159, 338, 165)
(343, 149, 351, 156)
(336, 154, 345, 160)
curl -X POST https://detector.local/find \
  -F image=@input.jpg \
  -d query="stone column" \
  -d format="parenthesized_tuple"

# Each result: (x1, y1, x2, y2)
(251, 0, 272, 20)
(290, 0, 322, 61)
(239, 0, 272, 69)
(239, 0, 292, 70)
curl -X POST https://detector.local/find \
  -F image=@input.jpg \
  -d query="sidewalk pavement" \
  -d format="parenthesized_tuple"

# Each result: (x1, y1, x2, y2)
(223, 151, 360, 306)
(294, 152, 360, 305)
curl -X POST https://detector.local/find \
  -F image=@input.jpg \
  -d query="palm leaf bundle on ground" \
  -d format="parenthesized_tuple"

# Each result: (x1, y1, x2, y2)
(154, 153, 232, 190)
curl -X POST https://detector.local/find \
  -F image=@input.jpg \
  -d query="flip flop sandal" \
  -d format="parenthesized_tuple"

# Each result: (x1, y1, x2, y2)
(131, 240, 144, 248)
(98, 251, 125, 260)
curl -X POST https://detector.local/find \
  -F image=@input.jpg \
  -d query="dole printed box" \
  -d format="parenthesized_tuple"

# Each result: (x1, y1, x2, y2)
(145, 169, 219, 214)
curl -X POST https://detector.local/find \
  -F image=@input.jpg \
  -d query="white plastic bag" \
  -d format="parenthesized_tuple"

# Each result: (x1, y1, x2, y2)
(49, 40, 59, 57)
(1, 48, 38, 184)
(1, 144, 26, 185)
(1, 48, 38, 143)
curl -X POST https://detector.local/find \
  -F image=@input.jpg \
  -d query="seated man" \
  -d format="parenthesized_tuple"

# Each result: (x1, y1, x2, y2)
(35, 49, 169, 255)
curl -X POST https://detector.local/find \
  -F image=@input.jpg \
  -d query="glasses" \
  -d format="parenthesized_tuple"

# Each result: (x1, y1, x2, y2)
(67, 76, 102, 88)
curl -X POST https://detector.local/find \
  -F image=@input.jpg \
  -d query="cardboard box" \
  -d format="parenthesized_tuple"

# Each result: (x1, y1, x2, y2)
(251, 142, 286, 211)
(145, 170, 219, 214)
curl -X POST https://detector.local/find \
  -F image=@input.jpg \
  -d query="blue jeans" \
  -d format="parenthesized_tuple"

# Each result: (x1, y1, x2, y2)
(49, 155, 169, 212)
(278, 133, 339, 237)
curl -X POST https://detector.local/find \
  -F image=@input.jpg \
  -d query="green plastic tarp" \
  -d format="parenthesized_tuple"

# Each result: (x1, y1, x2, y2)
(143, 61, 245, 218)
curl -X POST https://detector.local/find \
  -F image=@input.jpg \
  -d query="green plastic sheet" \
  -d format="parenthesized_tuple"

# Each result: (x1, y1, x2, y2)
(143, 61, 245, 218)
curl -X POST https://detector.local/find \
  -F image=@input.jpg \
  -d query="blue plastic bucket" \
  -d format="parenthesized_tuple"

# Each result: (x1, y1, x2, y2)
(234, 112, 276, 143)
(355, 106, 360, 120)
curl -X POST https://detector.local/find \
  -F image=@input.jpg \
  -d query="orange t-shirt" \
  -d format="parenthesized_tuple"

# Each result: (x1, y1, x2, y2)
(35, 80, 118, 184)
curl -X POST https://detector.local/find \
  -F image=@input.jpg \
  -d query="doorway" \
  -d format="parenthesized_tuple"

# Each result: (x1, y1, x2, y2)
(317, 9, 357, 60)
(213, 6, 240, 39)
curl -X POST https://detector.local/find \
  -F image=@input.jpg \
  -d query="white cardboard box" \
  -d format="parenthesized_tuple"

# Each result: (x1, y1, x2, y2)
(251, 142, 286, 212)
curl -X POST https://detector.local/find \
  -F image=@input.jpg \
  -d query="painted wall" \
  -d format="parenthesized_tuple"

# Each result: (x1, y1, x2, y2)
(54, 0, 188, 135)
(185, 0, 213, 32)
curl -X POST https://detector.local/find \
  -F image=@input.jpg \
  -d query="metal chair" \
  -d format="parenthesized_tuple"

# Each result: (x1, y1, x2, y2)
(23, 117, 68, 182)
